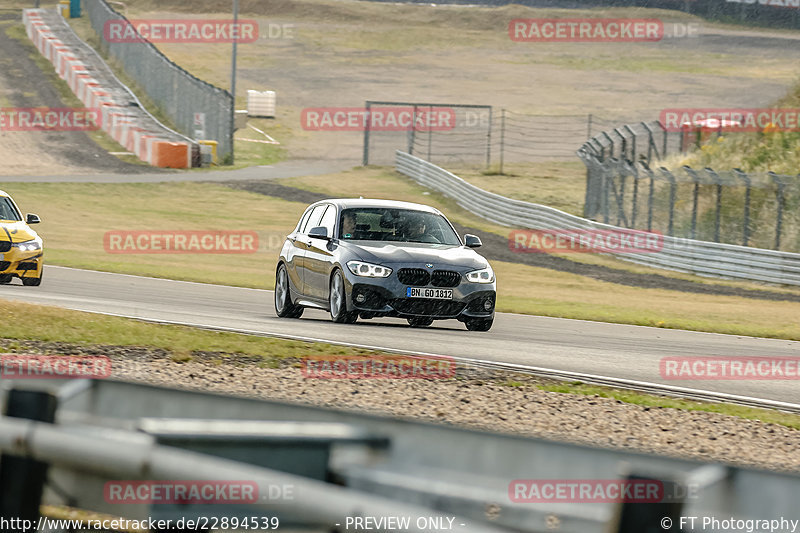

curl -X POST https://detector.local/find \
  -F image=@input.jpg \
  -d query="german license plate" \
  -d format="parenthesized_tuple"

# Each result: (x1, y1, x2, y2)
(406, 287, 453, 299)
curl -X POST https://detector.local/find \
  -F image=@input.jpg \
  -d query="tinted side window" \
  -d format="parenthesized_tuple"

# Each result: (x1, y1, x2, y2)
(318, 205, 336, 237)
(296, 208, 313, 233)
(300, 205, 325, 234)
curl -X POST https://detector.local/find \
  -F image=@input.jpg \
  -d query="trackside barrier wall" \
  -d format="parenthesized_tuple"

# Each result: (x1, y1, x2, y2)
(22, 9, 194, 168)
(396, 151, 800, 286)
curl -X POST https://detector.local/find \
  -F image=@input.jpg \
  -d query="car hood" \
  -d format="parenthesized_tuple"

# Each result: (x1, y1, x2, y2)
(0, 221, 39, 243)
(345, 241, 488, 270)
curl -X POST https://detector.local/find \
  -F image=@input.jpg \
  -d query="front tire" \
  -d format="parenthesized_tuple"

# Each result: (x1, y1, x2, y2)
(465, 318, 493, 331)
(21, 267, 42, 287)
(329, 269, 357, 324)
(274, 264, 303, 318)
(0, 274, 12, 284)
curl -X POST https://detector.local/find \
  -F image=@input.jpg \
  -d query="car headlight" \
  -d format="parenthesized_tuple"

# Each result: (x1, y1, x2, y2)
(466, 265, 494, 283)
(347, 260, 392, 278)
(13, 240, 41, 252)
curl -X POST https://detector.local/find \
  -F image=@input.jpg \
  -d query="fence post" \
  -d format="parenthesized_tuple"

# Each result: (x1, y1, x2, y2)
(705, 168, 722, 243)
(602, 132, 614, 159)
(770, 172, 786, 250)
(499, 109, 505, 175)
(624, 124, 636, 162)
(631, 162, 640, 227)
(660, 168, 677, 237)
(683, 166, 701, 240)
(733, 169, 751, 247)
(362, 101, 372, 165)
(642, 164, 655, 232)
(486, 106, 493, 169)
(427, 105, 433, 162)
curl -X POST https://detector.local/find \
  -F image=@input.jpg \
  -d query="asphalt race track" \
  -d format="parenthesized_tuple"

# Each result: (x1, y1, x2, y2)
(1, 266, 798, 404)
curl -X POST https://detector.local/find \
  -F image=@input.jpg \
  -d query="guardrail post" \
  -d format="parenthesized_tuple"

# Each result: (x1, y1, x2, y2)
(0, 389, 58, 530)
(612, 474, 684, 533)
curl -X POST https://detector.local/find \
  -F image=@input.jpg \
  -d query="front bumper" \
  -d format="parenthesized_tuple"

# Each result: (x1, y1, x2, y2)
(343, 267, 496, 321)
(0, 248, 43, 279)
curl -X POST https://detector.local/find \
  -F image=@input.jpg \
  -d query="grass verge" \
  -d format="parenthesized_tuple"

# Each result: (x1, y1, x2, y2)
(533, 381, 800, 431)
(0, 299, 380, 361)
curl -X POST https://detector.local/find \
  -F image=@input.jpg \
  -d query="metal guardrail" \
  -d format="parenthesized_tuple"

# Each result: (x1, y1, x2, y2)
(395, 151, 800, 286)
(3, 378, 800, 533)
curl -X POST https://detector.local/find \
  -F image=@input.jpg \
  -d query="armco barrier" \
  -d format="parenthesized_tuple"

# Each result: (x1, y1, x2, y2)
(22, 8, 195, 169)
(396, 151, 800, 286)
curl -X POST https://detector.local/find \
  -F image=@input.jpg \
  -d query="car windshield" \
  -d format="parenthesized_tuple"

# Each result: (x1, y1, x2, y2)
(339, 208, 460, 245)
(0, 197, 21, 222)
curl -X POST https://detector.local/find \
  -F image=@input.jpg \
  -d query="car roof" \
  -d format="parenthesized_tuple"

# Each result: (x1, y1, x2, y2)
(312, 198, 442, 214)
(0, 190, 9, 198)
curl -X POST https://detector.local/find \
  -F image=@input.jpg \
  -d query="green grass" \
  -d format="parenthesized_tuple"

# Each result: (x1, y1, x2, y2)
(2, 181, 307, 288)
(534, 381, 800, 430)
(0, 299, 382, 362)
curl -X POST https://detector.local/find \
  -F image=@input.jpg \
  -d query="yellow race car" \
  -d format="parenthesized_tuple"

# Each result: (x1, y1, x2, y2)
(0, 189, 43, 286)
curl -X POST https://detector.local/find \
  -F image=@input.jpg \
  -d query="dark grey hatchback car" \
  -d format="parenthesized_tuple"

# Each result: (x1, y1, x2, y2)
(274, 199, 496, 331)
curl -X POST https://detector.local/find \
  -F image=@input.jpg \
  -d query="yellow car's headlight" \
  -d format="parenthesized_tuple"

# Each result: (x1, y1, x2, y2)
(13, 240, 41, 252)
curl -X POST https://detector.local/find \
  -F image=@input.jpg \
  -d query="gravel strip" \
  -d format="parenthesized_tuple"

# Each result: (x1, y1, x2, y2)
(3, 339, 799, 473)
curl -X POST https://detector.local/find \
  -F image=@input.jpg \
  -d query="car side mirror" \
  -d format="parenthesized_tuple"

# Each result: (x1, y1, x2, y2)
(26, 213, 41, 224)
(308, 226, 330, 240)
(464, 234, 482, 248)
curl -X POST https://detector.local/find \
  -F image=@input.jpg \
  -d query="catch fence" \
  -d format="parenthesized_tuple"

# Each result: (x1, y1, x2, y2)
(579, 124, 800, 252)
(84, 0, 233, 161)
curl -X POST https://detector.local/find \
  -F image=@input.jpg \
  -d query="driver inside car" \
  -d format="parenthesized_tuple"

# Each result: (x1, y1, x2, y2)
(340, 212, 357, 239)
(405, 217, 438, 243)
